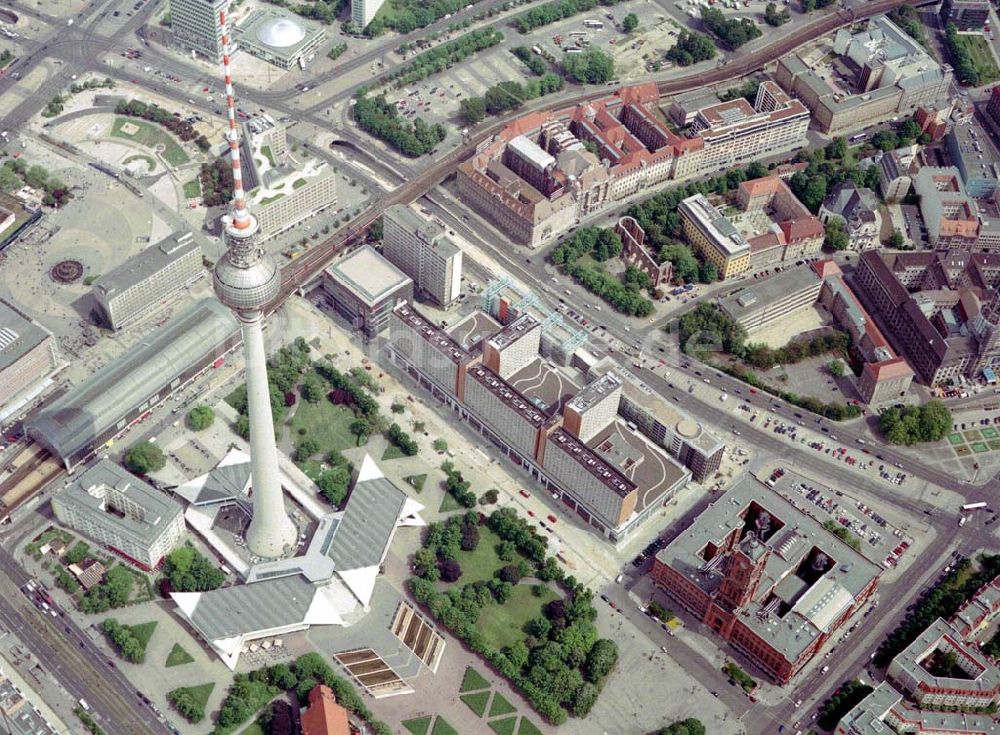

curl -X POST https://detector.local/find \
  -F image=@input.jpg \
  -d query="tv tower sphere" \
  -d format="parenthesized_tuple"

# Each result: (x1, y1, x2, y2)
(212, 9, 296, 558)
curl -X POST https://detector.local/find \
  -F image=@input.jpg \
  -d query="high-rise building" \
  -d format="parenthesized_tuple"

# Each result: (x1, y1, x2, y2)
(322, 246, 413, 338)
(211, 10, 297, 559)
(482, 314, 541, 379)
(170, 0, 228, 61)
(562, 373, 622, 444)
(52, 459, 186, 570)
(351, 0, 384, 28)
(0, 299, 60, 423)
(383, 205, 463, 306)
(92, 232, 204, 330)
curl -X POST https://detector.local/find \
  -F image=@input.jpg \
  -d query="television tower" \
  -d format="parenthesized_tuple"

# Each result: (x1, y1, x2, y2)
(212, 10, 296, 558)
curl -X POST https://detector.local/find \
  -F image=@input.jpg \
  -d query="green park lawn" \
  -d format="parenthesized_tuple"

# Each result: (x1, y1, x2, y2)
(403, 717, 432, 735)
(456, 527, 506, 584)
(128, 621, 158, 649)
(382, 444, 407, 461)
(478, 584, 559, 650)
(982, 427, 998, 439)
(460, 666, 491, 693)
(517, 720, 544, 735)
(405, 474, 427, 492)
(489, 717, 518, 735)
(438, 493, 464, 513)
(165, 643, 194, 667)
(111, 117, 189, 166)
(431, 717, 459, 735)
(289, 392, 362, 457)
(951, 33, 1000, 84)
(488, 693, 517, 718)
(947, 432, 964, 445)
(182, 179, 201, 198)
(169, 682, 214, 712)
(461, 690, 491, 717)
(972, 441, 989, 453)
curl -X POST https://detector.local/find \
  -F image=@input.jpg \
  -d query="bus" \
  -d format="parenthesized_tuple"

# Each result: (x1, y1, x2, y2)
(569, 31, 588, 37)
(583, 19, 604, 28)
(962, 502, 987, 511)
(849, 133, 868, 143)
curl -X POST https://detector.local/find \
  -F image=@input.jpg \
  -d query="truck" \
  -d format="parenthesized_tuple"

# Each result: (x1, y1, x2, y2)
(962, 502, 987, 511)
(78, 699, 90, 712)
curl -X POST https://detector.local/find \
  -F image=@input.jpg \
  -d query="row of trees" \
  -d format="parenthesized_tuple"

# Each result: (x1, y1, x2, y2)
(699, 7, 761, 49)
(441, 460, 478, 508)
(799, 0, 834, 10)
(385, 422, 419, 455)
(511, 45, 547, 75)
(354, 93, 446, 157)
(409, 508, 617, 722)
(718, 79, 759, 103)
(513, 0, 625, 33)
(739, 331, 851, 371)
(458, 73, 564, 124)
(562, 48, 615, 84)
(878, 401, 952, 445)
(875, 554, 1000, 665)
(389, 28, 505, 87)
(717, 359, 863, 420)
(945, 23, 983, 86)
(0, 158, 73, 208)
(115, 99, 211, 151)
(163, 546, 226, 593)
(822, 519, 862, 551)
(101, 619, 148, 663)
(887, 4, 925, 46)
(213, 652, 392, 735)
(665, 30, 716, 66)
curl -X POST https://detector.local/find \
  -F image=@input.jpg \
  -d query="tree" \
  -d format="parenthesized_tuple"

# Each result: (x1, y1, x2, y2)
(562, 48, 615, 84)
(300, 373, 325, 403)
(879, 401, 952, 445)
(349, 419, 370, 445)
(295, 438, 320, 462)
(164, 546, 226, 592)
(433, 438, 448, 452)
(621, 12, 639, 31)
(459, 96, 486, 125)
(824, 218, 849, 252)
(698, 260, 718, 283)
(665, 30, 716, 66)
(700, 7, 761, 48)
(825, 136, 847, 160)
(764, 2, 790, 25)
(186, 405, 214, 431)
(871, 129, 899, 152)
(499, 564, 522, 584)
(828, 359, 845, 378)
(585, 639, 618, 681)
(888, 229, 905, 248)
(439, 558, 462, 583)
(124, 441, 165, 475)
(571, 682, 599, 717)
(316, 466, 350, 506)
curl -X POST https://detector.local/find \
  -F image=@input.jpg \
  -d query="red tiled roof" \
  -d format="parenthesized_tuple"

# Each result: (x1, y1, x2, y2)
(301, 685, 350, 735)
(811, 259, 842, 279)
(863, 357, 914, 382)
(780, 217, 824, 242)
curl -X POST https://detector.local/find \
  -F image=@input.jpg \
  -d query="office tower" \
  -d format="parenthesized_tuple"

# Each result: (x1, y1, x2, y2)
(211, 11, 296, 558)
(383, 205, 463, 306)
(170, 0, 229, 62)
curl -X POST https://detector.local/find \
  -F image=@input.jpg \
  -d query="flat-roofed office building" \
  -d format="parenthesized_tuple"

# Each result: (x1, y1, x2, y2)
(383, 205, 463, 307)
(322, 246, 413, 338)
(679, 194, 750, 280)
(92, 232, 204, 330)
(52, 459, 186, 569)
(0, 300, 61, 422)
(170, 0, 228, 62)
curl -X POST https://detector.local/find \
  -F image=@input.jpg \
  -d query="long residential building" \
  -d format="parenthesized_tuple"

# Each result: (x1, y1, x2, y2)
(52, 459, 186, 569)
(383, 205, 463, 307)
(776, 15, 953, 134)
(679, 194, 750, 280)
(92, 231, 204, 330)
(0, 300, 61, 424)
(386, 301, 689, 541)
(651, 473, 882, 684)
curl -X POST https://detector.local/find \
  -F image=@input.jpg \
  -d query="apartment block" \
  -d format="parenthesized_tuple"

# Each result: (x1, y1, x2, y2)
(52, 459, 186, 569)
(650, 474, 881, 684)
(388, 302, 473, 403)
(383, 205, 463, 306)
(482, 314, 542, 379)
(0, 299, 60, 421)
(563, 373, 622, 444)
(93, 232, 204, 329)
(170, 0, 228, 62)
(463, 363, 548, 463)
(776, 16, 952, 134)
(679, 194, 750, 280)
